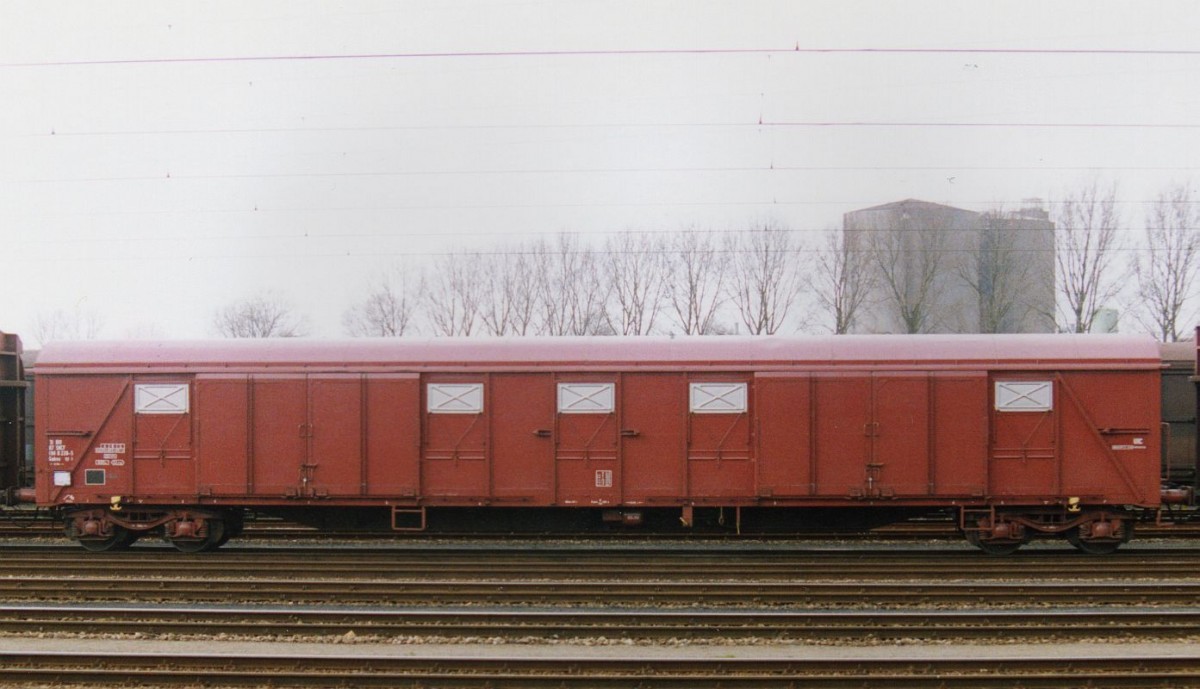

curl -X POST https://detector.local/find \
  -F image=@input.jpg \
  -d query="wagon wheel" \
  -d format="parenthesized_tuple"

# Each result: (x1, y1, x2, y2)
(965, 529, 1024, 556)
(168, 519, 226, 553)
(214, 510, 244, 548)
(114, 527, 141, 549)
(77, 525, 138, 553)
(1066, 527, 1124, 555)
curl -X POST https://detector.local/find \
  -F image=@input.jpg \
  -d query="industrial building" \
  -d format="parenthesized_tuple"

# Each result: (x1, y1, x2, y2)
(843, 199, 1055, 334)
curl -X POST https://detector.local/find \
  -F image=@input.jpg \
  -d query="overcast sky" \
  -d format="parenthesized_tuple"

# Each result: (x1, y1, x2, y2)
(2, 2, 1198, 343)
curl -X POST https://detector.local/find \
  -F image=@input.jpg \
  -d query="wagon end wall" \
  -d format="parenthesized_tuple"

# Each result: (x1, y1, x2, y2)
(0, 333, 26, 498)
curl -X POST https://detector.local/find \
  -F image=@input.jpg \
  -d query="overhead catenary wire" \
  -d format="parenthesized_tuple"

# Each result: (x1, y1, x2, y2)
(4, 14, 1195, 341)
(15, 123, 1200, 138)
(13, 245, 1181, 266)
(10, 166, 1200, 184)
(6, 45, 1200, 69)
(9, 223, 1195, 248)
(6, 45, 1196, 213)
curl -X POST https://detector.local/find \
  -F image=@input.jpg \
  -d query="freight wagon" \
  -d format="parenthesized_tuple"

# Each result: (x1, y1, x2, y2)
(6, 333, 1178, 554)
(1162, 341, 1198, 485)
(0, 334, 24, 498)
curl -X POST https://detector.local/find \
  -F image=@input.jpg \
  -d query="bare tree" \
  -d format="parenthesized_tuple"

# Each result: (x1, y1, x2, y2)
(478, 248, 539, 336)
(213, 292, 307, 338)
(532, 234, 612, 336)
(667, 230, 730, 335)
(32, 304, 104, 345)
(425, 251, 484, 336)
(811, 227, 874, 334)
(1135, 183, 1200, 341)
(958, 210, 1035, 333)
(1055, 181, 1124, 333)
(868, 212, 952, 334)
(344, 267, 422, 337)
(727, 221, 803, 335)
(603, 233, 671, 335)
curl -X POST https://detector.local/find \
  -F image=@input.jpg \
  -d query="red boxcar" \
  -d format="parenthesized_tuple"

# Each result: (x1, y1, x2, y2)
(30, 334, 1163, 553)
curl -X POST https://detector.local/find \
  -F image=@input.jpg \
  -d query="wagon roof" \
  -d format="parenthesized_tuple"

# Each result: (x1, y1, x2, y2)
(1160, 341, 1194, 363)
(33, 334, 1162, 373)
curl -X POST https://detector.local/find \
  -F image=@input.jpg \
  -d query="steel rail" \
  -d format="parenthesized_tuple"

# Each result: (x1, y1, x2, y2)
(2, 547, 1200, 580)
(3, 517, 1200, 540)
(3, 558, 1200, 580)
(14, 560, 1200, 579)
(5, 605, 1200, 642)
(2, 578, 1200, 606)
(7, 543, 1200, 559)
(4, 651, 1200, 688)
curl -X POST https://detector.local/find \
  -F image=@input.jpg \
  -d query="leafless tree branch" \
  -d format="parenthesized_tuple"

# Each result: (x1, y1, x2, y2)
(727, 220, 802, 335)
(603, 233, 671, 335)
(31, 304, 104, 346)
(666, 230, 730, 335)
(811, 227, 874, 334)
(1055, 181, 1125, 333)
(213, 292, 307, 338)
(868, 213, 951, 333)
(1135, 183, 1200, 341)
(479, 248, 539, 336)
(343, 267, 422, 337)
(424, 251, 483, 336)
(957, 210, 1034, 333)
(533, 234, 613, 336)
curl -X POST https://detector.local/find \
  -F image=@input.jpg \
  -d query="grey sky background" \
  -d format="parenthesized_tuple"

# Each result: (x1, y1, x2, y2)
(2, 2, 1198, 341)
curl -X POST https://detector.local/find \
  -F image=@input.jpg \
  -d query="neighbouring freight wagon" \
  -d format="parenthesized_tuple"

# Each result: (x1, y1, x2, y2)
(0, 334, 25, 494)
(1162, 340, 1198, 486)
(26, 334, 1164, 553)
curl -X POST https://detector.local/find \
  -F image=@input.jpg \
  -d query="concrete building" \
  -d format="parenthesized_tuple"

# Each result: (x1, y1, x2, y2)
(843, 199, 1055, 334)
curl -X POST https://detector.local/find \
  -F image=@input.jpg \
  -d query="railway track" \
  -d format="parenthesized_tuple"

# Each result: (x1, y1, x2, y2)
(0, 547, 1199, 606)
(3, 545, 1200, 580)
(6, 604, 1200, 642)
(1, 545, 1197, 687)
(6, 577, 1200, 606)
(3, 514, 1200, 540)
(4, 647, 1200, 688)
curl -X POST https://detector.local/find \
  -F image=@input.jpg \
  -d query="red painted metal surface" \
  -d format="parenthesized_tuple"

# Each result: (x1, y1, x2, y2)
(621, 374, 685, 505)
(929, 373, 988, 496)
(554, 373, 619, 506)
(687, 374, 754, 500)
(421, 373, 488, 500)
(491, 373, 554, 504)
(363, 374, 420, 498)
(754, 374, 813, 497)
(31, 335, 1163, 513)
(194, 375, 249, 497)
(812, 375, 872, 497)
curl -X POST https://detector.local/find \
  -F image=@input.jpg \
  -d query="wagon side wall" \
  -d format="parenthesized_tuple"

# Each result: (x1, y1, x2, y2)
(31, 342, 1164, 512)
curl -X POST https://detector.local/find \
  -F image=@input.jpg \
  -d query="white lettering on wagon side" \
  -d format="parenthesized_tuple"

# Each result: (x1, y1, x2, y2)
(48, 439, 74, 465)
(1113, 438, 1147, 451)
(95, 442, 127, 460)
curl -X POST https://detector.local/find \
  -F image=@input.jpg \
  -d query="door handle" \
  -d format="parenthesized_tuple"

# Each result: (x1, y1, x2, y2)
(533, 429, 552, 438)
(620, 429, 640, 438)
